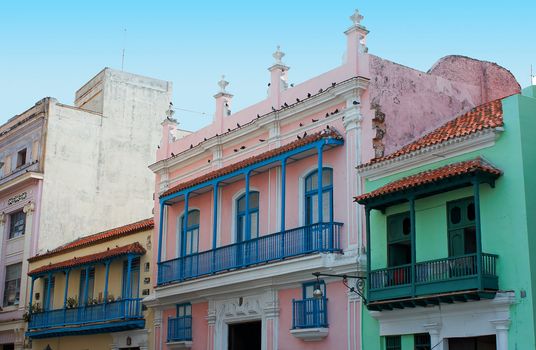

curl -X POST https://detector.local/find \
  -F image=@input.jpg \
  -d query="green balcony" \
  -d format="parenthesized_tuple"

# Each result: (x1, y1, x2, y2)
(367, 253, 498, 310)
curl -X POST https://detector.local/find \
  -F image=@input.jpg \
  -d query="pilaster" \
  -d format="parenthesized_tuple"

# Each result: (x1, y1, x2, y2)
(424, 323, 443, 350)
(19, 202, 35, 311)
(491, 319, 511, 350)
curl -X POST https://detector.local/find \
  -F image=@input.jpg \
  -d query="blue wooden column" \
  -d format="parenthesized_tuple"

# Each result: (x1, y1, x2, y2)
(212, 182, 219, 249)
(280, 158, 287, 232)
(157, 201, 165, 264)
(126, 255, 133, 299)
(83, 266, 89, 306)
(103, 261, 111, 302)
(183, 192, 190, 246)
(63, 270, 70, 308)
(409, 197, 416, 297)
(473, 178, 483, 290)
(28, 276, 36, 312)
(45, 273, 52, 311)
(317, 145, 324, 224)
(245, 171, 251, 239)
(280, 158, 287, 258)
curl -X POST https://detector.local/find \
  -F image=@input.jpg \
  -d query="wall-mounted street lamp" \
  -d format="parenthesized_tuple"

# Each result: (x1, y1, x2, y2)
(312, 271, 367, 304)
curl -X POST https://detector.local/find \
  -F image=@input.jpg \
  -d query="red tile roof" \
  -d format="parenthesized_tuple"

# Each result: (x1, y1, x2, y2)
(362, 98, 504, 167)
(28, 242, 146, 276)
(29, 218, 154, 262)
(161, 128, 343, 198)
(354, 158, 502, 203)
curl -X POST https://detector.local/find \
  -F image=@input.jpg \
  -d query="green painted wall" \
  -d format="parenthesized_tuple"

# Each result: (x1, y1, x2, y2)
(361, 92, 536, 350)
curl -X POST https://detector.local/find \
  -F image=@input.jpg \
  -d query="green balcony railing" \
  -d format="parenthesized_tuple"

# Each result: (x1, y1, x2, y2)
(368, 253, 498, 303)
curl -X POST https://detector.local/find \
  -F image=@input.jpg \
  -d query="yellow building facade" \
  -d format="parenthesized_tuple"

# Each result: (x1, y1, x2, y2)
(25, 219, 154, 350)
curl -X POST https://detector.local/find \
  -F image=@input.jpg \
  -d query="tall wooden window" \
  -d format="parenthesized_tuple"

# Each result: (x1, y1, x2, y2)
(123, 257, 140, 298)
(8, 210, 26, 239)
(236, 191, 259, 241)
(415, 333, 431, 350)
(79, 267, 95, 304)
(387, 212, 411, 267)
(447, 197, 476, 256)
(3, 263, 21, 307)
(385, 335, 401, 350)
(180, 210, 200, 256)
(304, 168, 333, 225)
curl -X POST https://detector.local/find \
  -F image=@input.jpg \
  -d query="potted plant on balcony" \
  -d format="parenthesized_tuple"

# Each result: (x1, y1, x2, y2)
(23, 303, 42, 322)
(66, 297, 78, 309)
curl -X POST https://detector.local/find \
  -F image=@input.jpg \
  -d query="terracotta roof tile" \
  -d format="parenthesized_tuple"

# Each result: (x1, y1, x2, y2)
(29, 218, 154, 262)
(28, 242, 146, 276)
(363, 98, 504, 167)
(354, 158, 502, 203)
(161, 128, 343, 198)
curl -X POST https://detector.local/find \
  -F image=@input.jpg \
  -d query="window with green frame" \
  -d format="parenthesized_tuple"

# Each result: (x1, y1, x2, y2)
(385, 335, 401, 350)
(414, 333, 431, 350)
(447, 197, 476, 256)
(387, 212, 411, 267)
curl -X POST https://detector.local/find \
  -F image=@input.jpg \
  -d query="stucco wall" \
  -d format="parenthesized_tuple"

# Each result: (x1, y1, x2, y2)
(38, 69, 171, 251)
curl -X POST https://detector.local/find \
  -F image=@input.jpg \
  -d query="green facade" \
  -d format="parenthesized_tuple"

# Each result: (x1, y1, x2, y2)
(360, 88, 536, 350)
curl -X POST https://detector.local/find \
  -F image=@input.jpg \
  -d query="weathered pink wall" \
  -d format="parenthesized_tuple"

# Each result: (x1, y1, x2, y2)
(368, 54, 520, 156)
(278, 281, 351, 350)
(162, 302, 208, 350)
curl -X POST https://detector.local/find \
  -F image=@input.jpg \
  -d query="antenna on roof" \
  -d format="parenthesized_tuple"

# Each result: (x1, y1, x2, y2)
(121, 28, 127, 71)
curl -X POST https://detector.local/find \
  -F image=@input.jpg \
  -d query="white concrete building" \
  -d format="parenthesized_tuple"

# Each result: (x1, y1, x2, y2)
(0, 68, 176, 350)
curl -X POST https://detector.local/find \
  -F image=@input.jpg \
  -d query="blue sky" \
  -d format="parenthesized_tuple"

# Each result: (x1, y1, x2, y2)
(1, 1, 534, 130)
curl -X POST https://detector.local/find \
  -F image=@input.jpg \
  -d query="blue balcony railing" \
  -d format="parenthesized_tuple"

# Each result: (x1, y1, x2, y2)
(28, 298, 143, 330)
(168, 316, 192, 342)
(158, 222, 343, 285)
(292, 298, 328, 329)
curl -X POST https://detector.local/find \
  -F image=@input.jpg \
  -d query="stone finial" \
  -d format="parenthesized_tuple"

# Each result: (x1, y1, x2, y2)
(350, 9, 364, 27)
(272, 45, 285, 65)
(218, 75, 229, 93)
(165, 102, 177, 122)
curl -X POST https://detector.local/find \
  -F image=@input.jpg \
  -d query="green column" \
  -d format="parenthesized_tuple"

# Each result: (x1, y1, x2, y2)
(365, 207, 371, 296)
(409, 197, 416, 297)
(473, 178, 483, 291)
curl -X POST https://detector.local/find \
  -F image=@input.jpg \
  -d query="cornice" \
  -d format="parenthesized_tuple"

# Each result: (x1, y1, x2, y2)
(358, 128, 502, 181)
(149, 76, 369, 174)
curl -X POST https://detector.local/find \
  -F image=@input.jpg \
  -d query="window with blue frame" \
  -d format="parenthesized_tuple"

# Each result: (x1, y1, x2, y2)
(43, 276, 55, 310)
(414, 333, 431, 350)
(179, 209, 200, 256)
(79, 267, 95, 304)
(236, 191, 259, 242)
(122, 257, 140, 298)
(298, 280, 327, 328)
(169, 303, 192, 341)
(304, 168, 333, 225)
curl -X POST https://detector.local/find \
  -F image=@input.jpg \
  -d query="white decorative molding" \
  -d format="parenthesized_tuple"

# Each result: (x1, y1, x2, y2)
(290, 327, 329, 341)
(150, 251, 358, 308)
(149, 76, 369, 174)
(210, 289, 279, 350)
(358, 128, 503, 180)
(167, 341, 193, 350)
(370, 291, 515, 350)
(22, 201, 35, 214)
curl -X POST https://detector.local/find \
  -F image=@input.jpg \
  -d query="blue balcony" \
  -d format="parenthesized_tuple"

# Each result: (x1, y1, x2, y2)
(27, 298, 144, 339)
(292, 297, 328, 329)
(158, 222, 342, 286)
(167, 316, 192, 342)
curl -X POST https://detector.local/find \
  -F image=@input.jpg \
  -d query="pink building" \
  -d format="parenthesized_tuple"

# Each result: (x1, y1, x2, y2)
(146, 10, 519, 350)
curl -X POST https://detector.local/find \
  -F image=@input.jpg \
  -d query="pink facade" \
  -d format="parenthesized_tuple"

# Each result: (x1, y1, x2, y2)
(148, 10, 519, 350)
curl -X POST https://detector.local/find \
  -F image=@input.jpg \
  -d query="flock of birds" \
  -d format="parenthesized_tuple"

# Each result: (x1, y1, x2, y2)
(162, 81, 360, 162)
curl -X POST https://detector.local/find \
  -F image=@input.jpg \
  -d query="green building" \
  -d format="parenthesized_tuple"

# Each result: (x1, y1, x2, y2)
(355, 86, 536, 350)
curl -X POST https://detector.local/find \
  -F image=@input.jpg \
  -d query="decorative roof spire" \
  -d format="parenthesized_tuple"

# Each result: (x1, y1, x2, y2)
(350, 9, 364, 27)
(165, 102, 177, 123)
(218, 75, 229, 93)
(272, 45, 285, 65)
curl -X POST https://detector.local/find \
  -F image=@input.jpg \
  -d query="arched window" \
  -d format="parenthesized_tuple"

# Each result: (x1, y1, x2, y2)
(179, 209, 200, 256)
(236, 191, 259, 242)
(304, 168, 333, 225)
